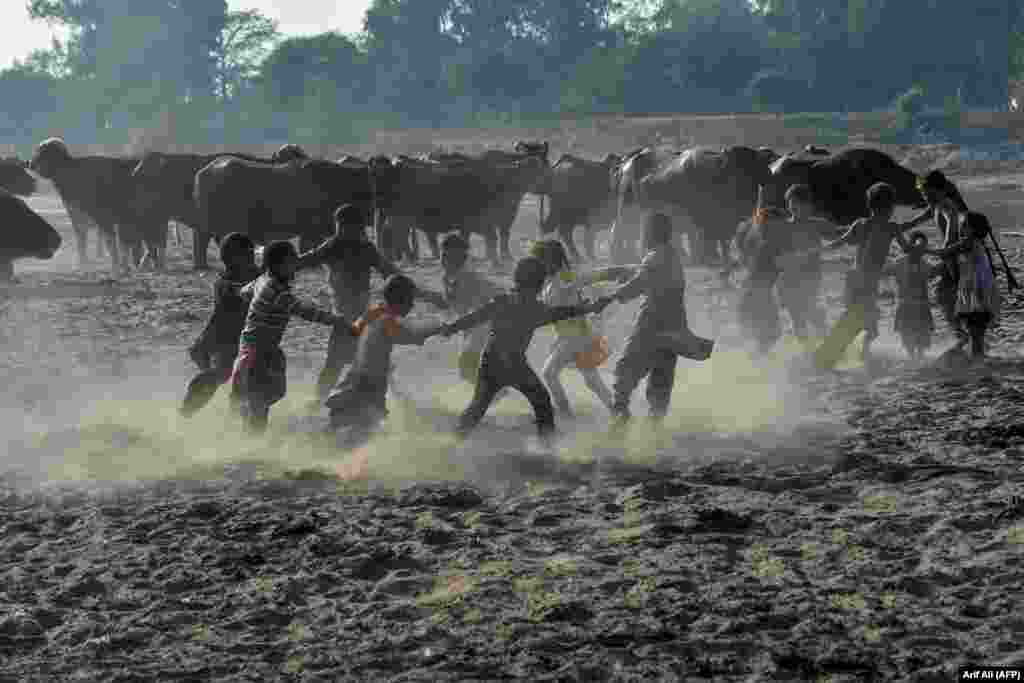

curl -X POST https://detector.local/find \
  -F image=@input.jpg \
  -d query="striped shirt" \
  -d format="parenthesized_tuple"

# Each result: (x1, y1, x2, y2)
(238, 273, 344, 348)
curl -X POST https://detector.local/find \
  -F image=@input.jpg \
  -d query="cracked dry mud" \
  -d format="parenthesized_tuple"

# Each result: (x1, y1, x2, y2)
(1, 167, 1023, 682)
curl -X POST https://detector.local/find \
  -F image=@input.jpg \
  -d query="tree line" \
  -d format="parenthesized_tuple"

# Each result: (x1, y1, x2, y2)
(1, 0, 1019, 153)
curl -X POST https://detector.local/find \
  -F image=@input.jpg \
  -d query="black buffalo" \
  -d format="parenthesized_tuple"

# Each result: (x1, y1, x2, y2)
(613, 145, 776, 264)
(535, 152, 625, 263)
(193, 155, 376, 267)
(29, 138, 163, 272)
(760, 147, 925, 225)
(131, 145, 308, 270)
(375, 144, 550, 266)
(0, 188, 61, 281)
(0, 158, 37, 196)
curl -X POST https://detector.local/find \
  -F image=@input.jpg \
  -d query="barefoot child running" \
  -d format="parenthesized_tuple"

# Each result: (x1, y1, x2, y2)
(814, 182, 913, 369)
(326, 274, 444, 435)
(232, 241, 355, 433)
(295, 204, 443, 402)
(181, 233, 261, 417)
(438, 256, 612, 449)
(530, 238, 632, 417)
(776, 184, 828, 342)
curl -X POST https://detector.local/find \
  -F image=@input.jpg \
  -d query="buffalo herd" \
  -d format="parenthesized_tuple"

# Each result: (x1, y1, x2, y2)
(0, 136, 935, 281)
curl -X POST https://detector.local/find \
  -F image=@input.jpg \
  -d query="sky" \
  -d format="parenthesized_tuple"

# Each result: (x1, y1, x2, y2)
(0, 1, 373, 68)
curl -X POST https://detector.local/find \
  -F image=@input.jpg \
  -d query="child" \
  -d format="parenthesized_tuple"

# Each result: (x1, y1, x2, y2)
(924, 212, 1002, 362)
(232, 240, 355, 433)
(888, 231, 939, 361)
(439, 256, 612, 447)
(775, 184, 828, 341)
(530, 238, 632, 417)
(603, 213, 688, 429)
(180, 233, 261, 417)
(434, 233, 504, 386)
(817, 182, 913, 366)
(326, 274, 444, 433)
(295, 204, 442, 402)
(737, 206, 786, 353)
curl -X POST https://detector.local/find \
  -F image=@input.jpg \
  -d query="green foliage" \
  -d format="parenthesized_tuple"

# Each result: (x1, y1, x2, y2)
(893, 86, 926, 130)
(0, 0, 1016, 147)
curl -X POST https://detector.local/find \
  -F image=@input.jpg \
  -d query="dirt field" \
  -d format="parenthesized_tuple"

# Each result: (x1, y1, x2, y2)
(1, 130, 1023, 682)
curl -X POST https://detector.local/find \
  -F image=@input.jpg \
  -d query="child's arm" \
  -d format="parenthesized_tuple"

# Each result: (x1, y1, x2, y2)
(279, 290, 354, 332)
(822, 218, 866, 251)
(574, 265, 636, 287)
(606, 253, 657, 304)
(415, 286, 448, 309)
(902, 206, 935, 232)
(440, 298, 499, 336)
(924, 237, 972, 259)
(391, 320, 446, 346)
(295, 238, 335, 271)
(543, 297, 612, 326)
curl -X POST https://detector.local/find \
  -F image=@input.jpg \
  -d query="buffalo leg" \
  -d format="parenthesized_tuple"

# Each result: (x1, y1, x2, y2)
(193, 231, 212, 270)
(66, 204, 91, 267)
(0, 258, 13, 281)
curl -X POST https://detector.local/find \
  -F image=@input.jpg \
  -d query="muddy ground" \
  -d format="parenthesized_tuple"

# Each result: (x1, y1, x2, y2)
(1, 148, 1023, 682)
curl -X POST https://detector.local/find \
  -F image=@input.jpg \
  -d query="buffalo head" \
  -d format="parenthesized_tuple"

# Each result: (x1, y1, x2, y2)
(30, 137, 73, 181)
(1, 189, 62, 261)
(0, 157, 37, 196)
(273, 143, 308, 163)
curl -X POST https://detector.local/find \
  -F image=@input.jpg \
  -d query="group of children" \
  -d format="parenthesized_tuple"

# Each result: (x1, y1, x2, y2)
(739, 171, 1015, 366)
(181, 203, 701, 449)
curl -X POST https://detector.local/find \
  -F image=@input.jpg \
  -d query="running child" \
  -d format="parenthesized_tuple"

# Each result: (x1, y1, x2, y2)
(326, 274, 444, 434)
(775, 184, 829, 341)
(817, 182, 913, 366)
(295, 204, 443, 402)
(887, 231, 940, 361)
(180, 233, 261, 417)
(438, 256, 612, 447)
(232, 240, 355, 433)
(530, 238, 633, 417)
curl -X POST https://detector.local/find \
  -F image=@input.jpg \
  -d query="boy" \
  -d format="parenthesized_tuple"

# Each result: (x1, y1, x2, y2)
(233, 240, 355, 433)
(181, 233, 261, 417)
(434, 233, 504, 385)
(326, 274, 444, 433)
(439, 256, 612, 447)
(603, 213, 688, 430)
(776, 184, 829, 342)
(816, 182, 912, 366)
(295, 204, 443, 402)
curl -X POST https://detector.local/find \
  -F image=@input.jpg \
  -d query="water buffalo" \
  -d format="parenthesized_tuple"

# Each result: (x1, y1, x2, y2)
(193, 156, 376, 267)
(131, 145, 308, 270)
(612, 145, 776, 265)
(0, 188, 61, 281)
(0, 158, 37, 196)
(29, 138, 163, 273)
(535, 152, 624, 263)
(760, 147, 925, 225)
(375, 144, 549, 266)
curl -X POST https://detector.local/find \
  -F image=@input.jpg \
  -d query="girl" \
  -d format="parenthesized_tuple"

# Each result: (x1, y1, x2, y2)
(530, 239, 632, 417)
(924, 212, 1003, 362)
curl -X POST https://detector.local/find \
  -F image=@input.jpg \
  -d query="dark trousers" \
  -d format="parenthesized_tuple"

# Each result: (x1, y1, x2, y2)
(612, 346, 678, 421)
(181, 349, 237, 417)
(457, 352, 555, 439)
(317, 325, 358, 401)
(233, 347, 287, 433)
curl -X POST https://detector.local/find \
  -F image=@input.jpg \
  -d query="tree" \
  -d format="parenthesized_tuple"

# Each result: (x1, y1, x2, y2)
(213, 10, 280, 101)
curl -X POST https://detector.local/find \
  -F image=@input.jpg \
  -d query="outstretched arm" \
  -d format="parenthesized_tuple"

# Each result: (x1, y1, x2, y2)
(295, 239, 334, 271)
(822, 219, 867, 251)
(901, 207, 935, 232)
(443, 299, 497, 336)
(607, 254, 656, 303)
(925, 237, 972, 259)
